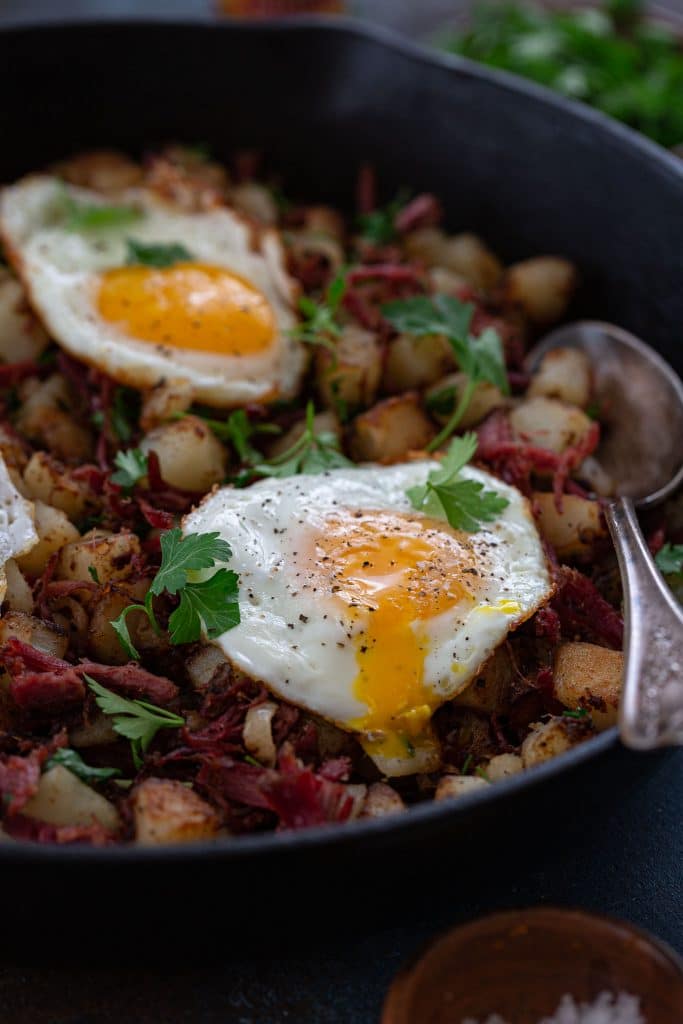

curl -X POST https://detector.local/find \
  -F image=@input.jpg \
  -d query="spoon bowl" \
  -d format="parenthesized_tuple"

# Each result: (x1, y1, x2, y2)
(526, 321, 683, 749)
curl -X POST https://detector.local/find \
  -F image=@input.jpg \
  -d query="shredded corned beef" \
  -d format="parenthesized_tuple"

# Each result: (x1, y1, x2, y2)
(552, 567, 624, 650)
(394, 193, 442, 233)
(0, 748, 46, 815)
(4, 815, 115, 845)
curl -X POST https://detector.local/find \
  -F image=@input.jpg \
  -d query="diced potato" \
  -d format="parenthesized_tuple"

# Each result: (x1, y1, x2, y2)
(528, 347, 592, 408)
(144, 146, 229, 210)
(23, 764, 120, 832)
(434, 774, 489, 801)
(23, 452, 90, 521)
(16, 374, 93, 463)
(0, 271, 50, 363)
(502, 256, 577, 326)
(266, 410, 340, 460)
(56, 529, 140, 586)
(533, 492, 606, 558)
(141, 415, 227, 492)
(405, 229, 502, 291)
(230, 182, 278, 225)
(132, 778, 220, 845)
(186, 644, 229, 692)
(301, 205, 346, 241)
(0, 423, 30, 475)
(0, 610, 68, 658)
(316, 324, 382, 411)
(53, 149, 142, 193)
(361, 782, 406, 818)
(87, 580, 149, 664)
(485, 753, 524, 782)
(553, 641, 623, 731)
(287, 229, 344, 275)
(349, 393, 434, 463)
(427, 266, 470, 295)
(453, 647, 512, 714)
(426, 372, 506, 429)
(3, 560, 33, 614)
(521, 715, 594, 768)
(15, 501, 80, 577)
(69, 710, 118, 749)
(243, 701, 278, 767)
(384, 332, 455, 393)
(509, 397, 592, 454)
(140, 378, 194, 432)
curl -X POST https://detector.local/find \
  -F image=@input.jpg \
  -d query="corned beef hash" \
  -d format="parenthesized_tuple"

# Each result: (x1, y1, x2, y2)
(0, 146, 645, 845)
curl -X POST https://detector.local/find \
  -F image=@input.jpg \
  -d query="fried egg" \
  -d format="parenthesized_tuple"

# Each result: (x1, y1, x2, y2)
(0, 176, 304, 406)
(0, 454, 37, 604)
(184, 461, 553, 776)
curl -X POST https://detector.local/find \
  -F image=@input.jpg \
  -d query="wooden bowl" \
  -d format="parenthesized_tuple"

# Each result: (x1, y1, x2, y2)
(382, 908, 683, 1023)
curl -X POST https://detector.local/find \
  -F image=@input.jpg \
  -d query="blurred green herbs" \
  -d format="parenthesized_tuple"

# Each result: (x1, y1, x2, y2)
(441, 0, 683, 148)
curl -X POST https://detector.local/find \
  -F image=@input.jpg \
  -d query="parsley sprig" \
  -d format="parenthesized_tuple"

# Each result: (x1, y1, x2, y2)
(655, 543, 683, 577)
(254, 401, 352, 478)
(356, 192, 408, 245)
(290, 270, 347, 351)
(126, 239, 193, 268)
(407, 433, 509, 531)
(62, 192, 142, 232)
(382, 294, 509, 452)
(111, 528, 240, 659)
(85, 676, 184, 769)
(189, 408, 281, 465)
(110, 447, 148, 490)
(46, 747, 122, 783)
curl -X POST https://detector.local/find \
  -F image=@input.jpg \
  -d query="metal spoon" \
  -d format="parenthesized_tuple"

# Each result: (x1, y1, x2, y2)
(526, 321, 683, 749)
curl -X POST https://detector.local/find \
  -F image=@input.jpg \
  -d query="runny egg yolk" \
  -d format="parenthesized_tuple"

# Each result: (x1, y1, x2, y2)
(316, 511, 481, 753)
(97, 262, 276, 355)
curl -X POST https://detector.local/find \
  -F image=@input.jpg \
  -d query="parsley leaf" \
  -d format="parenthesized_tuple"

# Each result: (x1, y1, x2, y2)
(110, 447, 148, 490)
(126, 239, 193, 268)
(85, 676, 184, 769)
(46, 747, 121, 783)
(356, 192, 408, 245)
(187, 408, 280, 465)
(290, 269, 347, 349)
(563, 708, 590, 719)
(63, 193, 142, 231)
(407, 433, 509, 531)
(254, 401, 352, 479)
(110, 528, 239, 658)
(168, 567, 240, 644)
(87, 565, 100, 584)
(151, 528, 234, 596)
(655, 543, 683, 577)
(382, 294, 509, 451)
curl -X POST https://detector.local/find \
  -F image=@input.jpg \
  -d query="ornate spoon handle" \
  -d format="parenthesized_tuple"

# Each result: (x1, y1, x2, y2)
(605, 497, 683, 748)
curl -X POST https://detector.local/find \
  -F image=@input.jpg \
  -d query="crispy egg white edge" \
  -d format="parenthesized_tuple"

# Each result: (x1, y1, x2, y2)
(0, 454, 38, 603)
(0, 176, 307, 406)
(183, 462, 554, 738)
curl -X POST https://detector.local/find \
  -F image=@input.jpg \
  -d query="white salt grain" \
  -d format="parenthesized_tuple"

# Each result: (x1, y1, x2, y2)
(463, 991, 645, 1024)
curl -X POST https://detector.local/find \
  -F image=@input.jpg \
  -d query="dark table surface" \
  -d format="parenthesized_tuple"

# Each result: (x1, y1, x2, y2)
(0, 3, 682, 1022)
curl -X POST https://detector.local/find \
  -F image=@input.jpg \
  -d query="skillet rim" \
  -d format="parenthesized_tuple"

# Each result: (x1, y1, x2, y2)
(0, 14, 680, 863)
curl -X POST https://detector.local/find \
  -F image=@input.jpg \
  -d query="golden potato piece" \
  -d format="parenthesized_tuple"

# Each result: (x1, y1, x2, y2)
(15, 501, 80, 577)
(349, 393, 434, 463)
(553, 641, 623, 731)
(23, 765, 120, 833)
(502, 256, 577, 326)
(141, 415, 227, 492)
(533, 492, 606, 559)
(132, 778, 220, 845)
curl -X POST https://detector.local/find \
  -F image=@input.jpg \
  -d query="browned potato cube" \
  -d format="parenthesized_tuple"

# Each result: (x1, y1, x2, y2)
(132, 778, 220, 845)
(316, 324, 382, 411)
(53, 149, 142, 193)
(553, 641, 623, 730)
(510, 397, 592, 454)
(141, 415, 228, 492)
(0, 610, 68, 659)
(23, 765, 121, 832)
(528, 347, 592, 408)
(384, 332, 455, 393)
(521, 715, 594, 768)
(23, 452, 90, 521)
(56, 529, 140, 586)
(533, 492, 606, 559)
(502, 256, 577, 326)
(0, 271, 50, 363)
(349, 393, 434, 463)
(16, 501, 80, 577)
(453, 647, 513, 714)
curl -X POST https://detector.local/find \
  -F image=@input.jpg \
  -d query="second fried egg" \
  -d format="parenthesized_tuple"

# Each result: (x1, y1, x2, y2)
(184, 461, 553, 776)
(0, 176, 304, 406)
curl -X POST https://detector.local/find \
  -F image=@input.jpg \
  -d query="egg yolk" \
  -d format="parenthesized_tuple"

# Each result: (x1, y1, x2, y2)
(317, 511, 481, 752)
(97, 262, 275, 355)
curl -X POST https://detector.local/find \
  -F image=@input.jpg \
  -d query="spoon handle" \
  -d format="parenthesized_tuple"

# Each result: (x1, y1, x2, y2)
(605, 497, 683, 748)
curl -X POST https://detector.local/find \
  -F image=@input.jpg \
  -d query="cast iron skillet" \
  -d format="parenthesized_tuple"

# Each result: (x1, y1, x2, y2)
(0, 16, 681, 937)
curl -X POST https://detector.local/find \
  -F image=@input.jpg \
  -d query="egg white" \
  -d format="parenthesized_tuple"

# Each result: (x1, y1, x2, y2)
(184, 461, 553, 776)
(0, 454, 37, 603)
(0, 176, 305, 406)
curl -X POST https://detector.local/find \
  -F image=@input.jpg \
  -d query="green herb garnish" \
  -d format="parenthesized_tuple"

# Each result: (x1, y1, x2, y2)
(110, 447, 148, 490)
(188, 408, 281, 464)
(356, 192, 409, 245)
(655, 543, 683, 577)
(563, 708, 590, 719)
(441, 1, 683, 148)
(290, 269, 347, 350)
(85, 676, 184, 769)
(407, 432, 509, 531)
(111, 386, 141, 442)
(253, 401, 352, 479)
(110, 528, 240, 659)
(87, 566, 100, 584)
(63, 193, 142, 232)
(46, 747, 121, 783)
(126, 239, 193, 268)
(382, 294, 509, 451)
